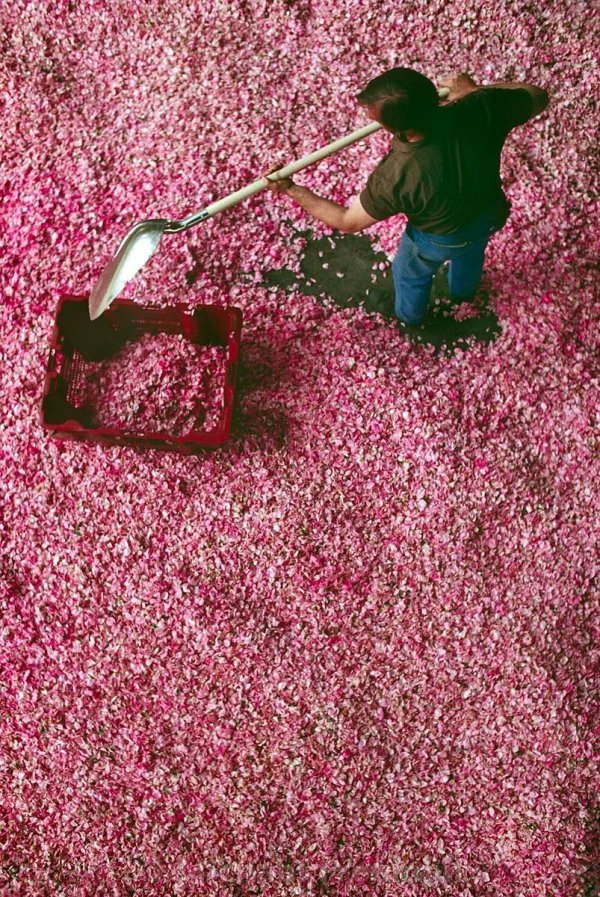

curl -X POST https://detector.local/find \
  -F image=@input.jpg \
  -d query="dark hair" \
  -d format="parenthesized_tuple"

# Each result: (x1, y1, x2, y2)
(357, 67, 440, 134)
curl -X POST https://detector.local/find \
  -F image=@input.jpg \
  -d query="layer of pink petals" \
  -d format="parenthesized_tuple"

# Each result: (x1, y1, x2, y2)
(0, 1, 598, 895)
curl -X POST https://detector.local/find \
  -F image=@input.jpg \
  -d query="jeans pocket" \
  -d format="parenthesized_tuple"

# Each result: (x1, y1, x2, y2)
(430, 239, 471, 249)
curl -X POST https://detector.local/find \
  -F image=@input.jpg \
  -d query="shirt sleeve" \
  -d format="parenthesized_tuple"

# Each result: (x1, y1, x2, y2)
(359, 152, 404, 221)
(474, 87, 534, 136)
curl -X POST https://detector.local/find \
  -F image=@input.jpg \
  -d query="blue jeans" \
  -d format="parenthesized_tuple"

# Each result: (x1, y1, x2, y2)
(391, 202, 508, 323)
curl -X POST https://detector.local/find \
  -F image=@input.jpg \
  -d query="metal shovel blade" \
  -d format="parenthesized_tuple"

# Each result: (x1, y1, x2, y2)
(88, 219, 170, 320)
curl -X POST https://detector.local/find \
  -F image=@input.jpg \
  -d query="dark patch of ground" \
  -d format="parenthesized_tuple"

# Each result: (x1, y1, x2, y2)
(258, 224, 501, 354)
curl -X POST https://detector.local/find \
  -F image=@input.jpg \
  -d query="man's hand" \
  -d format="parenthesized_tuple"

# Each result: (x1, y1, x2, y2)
(262, 165, 295, 194)
(439, 73, 479, 103)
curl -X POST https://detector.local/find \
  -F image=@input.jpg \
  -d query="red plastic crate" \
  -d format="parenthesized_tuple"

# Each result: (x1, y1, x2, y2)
(41, 295, 243, 452)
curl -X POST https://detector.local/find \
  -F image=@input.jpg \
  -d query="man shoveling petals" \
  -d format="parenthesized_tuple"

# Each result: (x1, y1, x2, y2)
(264, 68, 549, 333)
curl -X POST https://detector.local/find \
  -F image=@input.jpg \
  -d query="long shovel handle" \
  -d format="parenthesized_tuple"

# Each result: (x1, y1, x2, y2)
(170, 87, 449, 232)
(170, 122, 381, 231)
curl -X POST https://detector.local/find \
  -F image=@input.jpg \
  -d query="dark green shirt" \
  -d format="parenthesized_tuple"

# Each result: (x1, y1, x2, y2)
(359, 88, 533, 235)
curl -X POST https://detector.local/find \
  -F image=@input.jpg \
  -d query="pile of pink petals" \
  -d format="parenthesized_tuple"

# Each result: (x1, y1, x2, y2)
(82, 335, 226, 435)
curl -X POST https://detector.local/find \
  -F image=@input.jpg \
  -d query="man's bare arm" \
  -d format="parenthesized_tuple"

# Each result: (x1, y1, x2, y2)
(263, 173, 379, 234)
(285, 187, 378, 233)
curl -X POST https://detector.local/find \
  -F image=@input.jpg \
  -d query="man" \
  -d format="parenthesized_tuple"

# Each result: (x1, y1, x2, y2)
(264, 69, 548, 328)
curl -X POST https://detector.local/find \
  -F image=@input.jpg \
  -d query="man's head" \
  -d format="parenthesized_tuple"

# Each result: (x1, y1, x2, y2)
(357, 67, 440, 138)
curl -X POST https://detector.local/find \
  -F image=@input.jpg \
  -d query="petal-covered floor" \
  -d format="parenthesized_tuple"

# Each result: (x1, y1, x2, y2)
(1, 1, 598, 894)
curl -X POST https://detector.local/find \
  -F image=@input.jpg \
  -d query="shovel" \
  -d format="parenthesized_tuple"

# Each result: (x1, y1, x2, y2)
(89, 89, 449, 320)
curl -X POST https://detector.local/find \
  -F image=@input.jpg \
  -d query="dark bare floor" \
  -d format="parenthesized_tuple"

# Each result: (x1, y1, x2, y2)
(260, 225, 501, 354)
